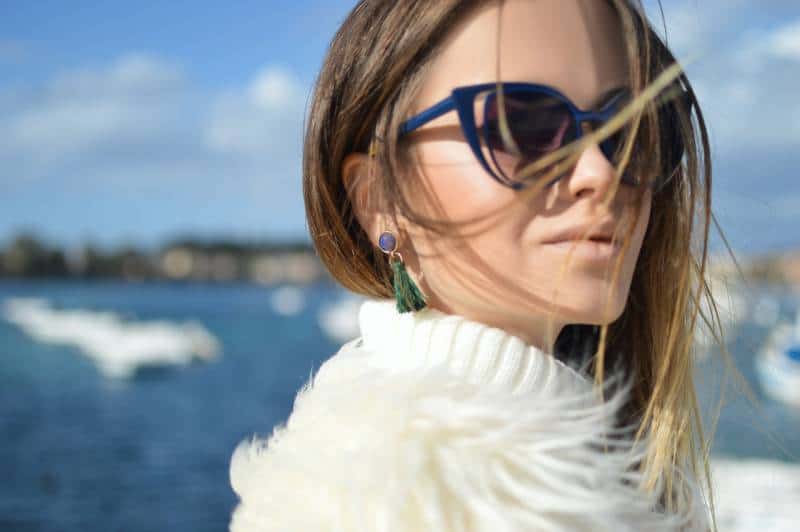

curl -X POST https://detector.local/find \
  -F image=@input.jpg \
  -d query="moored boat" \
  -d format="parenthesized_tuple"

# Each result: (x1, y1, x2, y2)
(755, 310, 800, 407)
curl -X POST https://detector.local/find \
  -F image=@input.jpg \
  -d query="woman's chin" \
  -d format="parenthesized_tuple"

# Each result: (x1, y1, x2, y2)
(549, 287, 629, 326)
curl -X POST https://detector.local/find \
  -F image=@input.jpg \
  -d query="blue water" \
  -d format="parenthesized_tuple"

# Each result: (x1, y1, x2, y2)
(0, 280, 797, 531)
(0, 280, 341, 532)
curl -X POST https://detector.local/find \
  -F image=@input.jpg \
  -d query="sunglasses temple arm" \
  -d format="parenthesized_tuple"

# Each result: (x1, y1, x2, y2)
(399, 96, 458, 136)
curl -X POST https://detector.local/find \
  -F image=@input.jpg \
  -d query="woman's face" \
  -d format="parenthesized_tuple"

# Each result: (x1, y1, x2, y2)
(398, 0, 652, 351)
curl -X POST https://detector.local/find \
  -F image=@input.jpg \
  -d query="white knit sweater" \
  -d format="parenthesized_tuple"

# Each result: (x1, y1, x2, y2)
(229, 299, 710, 531)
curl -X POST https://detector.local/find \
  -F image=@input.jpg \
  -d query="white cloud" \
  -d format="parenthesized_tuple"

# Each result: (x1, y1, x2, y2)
(701, 24, 800, 151)
(248, 67, 299, 110)
(769, 19, 800, 60)
(1, 53, 187, 166)
(49, 53, 184, 96)
(726, 20, 800, 69)
(643, 0, 751, 56)
(0, 53, 309, 181)
(649, 4, 800, 155)
(205, 66, 306, 157)
(0, 53, 311, 241)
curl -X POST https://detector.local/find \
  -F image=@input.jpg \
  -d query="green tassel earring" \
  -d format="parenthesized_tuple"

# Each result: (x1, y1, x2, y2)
(378, 231, 427, 313)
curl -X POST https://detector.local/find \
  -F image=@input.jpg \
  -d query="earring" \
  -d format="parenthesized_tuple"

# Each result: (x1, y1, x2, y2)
(378, 231, 427, 313)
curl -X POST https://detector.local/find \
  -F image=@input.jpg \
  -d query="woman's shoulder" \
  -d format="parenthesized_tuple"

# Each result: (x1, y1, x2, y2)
(229, 338, 708, 532)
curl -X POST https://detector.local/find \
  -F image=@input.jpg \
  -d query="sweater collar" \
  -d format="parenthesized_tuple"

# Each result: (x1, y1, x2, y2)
(358, 299, 593, 395)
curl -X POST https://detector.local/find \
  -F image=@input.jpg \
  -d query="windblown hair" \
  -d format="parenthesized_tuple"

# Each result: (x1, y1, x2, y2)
(303, 0, 731, 529)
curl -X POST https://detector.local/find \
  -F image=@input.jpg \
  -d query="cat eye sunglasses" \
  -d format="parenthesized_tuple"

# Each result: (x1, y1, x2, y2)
(398, 81, 690, 191)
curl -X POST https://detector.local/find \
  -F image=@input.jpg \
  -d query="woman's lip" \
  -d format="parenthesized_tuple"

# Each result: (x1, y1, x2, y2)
(542, 238, 621, 260)
(541, 237, 617, 246)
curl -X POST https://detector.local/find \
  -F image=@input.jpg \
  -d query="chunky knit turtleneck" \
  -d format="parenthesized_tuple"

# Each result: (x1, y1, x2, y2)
(229, 298, 710, 532)
(356, 298, 593, 397)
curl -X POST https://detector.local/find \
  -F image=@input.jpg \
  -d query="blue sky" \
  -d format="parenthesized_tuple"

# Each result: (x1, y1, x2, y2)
(1, 1, 798, 254)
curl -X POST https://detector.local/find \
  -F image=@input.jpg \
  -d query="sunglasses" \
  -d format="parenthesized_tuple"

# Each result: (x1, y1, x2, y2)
(398, 82, 690, 191)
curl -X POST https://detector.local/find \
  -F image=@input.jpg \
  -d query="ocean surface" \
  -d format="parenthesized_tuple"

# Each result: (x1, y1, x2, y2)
(0, 279, 797, 531)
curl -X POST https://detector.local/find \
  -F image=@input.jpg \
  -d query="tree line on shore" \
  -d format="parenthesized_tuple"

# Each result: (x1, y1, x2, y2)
(0, 233, 323, 284)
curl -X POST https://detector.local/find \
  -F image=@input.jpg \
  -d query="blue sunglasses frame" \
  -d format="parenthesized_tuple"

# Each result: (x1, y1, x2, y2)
(399, 82, 655, 190)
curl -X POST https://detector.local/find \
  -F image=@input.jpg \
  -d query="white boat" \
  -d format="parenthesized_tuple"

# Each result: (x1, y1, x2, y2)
(317, 293, 364, 344)
(269, 285, 306, 317)
(755, 310, 800, 407)
(693, 277, 747, 360)
(1, 297, 221, 379)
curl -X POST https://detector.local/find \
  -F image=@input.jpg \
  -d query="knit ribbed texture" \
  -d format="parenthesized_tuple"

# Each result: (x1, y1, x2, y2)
(357, 299, 593, 397)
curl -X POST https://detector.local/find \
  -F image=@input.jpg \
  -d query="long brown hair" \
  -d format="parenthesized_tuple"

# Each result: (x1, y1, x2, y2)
(303, 0, 732, 528)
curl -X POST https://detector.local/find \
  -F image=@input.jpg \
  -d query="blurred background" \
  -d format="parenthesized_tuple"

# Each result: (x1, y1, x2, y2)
(0, 1, 798, 530)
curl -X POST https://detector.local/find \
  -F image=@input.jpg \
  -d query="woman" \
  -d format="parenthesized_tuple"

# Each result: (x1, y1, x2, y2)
(229, 0, 720, 530)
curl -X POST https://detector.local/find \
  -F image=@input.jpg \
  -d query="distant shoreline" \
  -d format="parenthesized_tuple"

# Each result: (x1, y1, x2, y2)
(2, 232, 799, 287)
(0, 233, 327, 285)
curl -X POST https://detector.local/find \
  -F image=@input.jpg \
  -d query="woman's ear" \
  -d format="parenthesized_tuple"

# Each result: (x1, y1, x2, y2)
(342, 152, 387, 242)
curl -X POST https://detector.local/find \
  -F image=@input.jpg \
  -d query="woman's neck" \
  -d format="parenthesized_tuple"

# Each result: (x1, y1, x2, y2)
(424, 298, 566, 354)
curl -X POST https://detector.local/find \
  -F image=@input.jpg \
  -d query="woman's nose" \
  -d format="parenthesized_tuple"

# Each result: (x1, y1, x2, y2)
(561, 140, 618, 201)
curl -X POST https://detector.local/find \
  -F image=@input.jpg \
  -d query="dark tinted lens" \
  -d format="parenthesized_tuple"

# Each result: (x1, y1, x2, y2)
(600, 129, 625, 165)
(599, 128, 641, 187)
(594, 90, 641, 187)
(599, 89, 688, 191)
(483, 91, 576, 184)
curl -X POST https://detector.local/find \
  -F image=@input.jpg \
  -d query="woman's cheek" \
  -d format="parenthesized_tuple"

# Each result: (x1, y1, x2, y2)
(412, 142, 517, 223)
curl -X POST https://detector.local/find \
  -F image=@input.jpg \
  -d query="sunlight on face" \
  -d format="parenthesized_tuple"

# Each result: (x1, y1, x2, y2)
(403, 0, 652, 350)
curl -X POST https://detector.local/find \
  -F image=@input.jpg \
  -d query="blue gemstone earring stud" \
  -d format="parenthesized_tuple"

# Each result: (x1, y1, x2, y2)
(378, 231, 397, 254)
